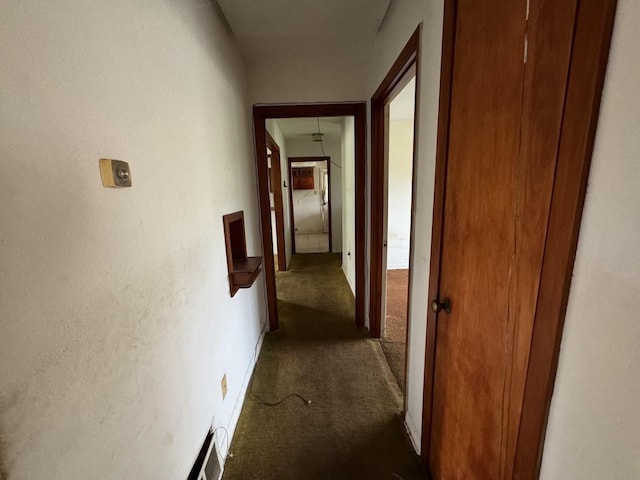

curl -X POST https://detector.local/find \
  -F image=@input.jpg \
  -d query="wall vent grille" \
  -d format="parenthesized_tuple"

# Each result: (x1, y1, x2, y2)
(188, 430, 222, 480)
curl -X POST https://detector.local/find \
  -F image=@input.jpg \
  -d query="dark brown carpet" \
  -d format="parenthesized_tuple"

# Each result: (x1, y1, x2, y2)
(381, 269, 409, 393)
(222, 254, 424, 480)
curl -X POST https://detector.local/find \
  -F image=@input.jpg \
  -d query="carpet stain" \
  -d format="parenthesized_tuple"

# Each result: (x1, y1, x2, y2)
(223, 254, 425, 480)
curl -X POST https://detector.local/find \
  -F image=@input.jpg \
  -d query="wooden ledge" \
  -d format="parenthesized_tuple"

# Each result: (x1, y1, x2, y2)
(230, 256, 262, 296)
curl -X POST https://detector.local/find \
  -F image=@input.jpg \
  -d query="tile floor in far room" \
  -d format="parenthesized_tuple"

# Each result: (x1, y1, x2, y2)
(295, 233, 329, 253)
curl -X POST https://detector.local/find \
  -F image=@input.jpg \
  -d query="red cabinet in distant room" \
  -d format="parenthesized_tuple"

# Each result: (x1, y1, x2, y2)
(292, 167, 314, 190)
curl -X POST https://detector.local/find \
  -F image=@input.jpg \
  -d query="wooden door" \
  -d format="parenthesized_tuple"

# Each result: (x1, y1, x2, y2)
(429, 0, 579, 478)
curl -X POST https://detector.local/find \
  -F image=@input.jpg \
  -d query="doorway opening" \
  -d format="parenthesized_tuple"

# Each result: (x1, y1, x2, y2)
(421, 1, 616, 477)
(289, 157, 331, 254)
(370, 27, 420, 411)
(266, 132, 287, 272)
(380, 77, 417, 395)
(253, 104, 366, 331)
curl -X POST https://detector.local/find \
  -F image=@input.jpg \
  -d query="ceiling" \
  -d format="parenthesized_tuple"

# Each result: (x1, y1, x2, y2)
(275, 117, 344, 141)
(216, 0, 391, 60)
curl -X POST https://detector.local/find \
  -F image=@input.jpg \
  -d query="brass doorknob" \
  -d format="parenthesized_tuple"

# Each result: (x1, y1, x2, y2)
(431, 298, 452, 314)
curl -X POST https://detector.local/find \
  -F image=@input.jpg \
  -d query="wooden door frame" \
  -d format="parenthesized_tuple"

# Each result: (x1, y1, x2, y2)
(253, 103, 367, 331)
(370, 26, 420, 340)
(421, 0, 618, 477)
(265, 131, 287, 272)
(288, 156, 332, 254)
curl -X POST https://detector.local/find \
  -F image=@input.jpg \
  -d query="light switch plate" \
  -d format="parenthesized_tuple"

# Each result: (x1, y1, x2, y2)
(99, 159, 132, 188)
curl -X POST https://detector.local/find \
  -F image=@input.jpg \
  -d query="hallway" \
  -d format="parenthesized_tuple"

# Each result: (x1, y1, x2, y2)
(223, 254, 423, 480)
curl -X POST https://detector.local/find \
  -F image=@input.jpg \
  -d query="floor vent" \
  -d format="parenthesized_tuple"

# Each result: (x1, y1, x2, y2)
(188, 430, 222, 480)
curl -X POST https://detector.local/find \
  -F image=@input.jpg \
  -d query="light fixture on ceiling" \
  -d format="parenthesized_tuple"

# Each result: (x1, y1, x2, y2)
(314, 118, 327, 157)
(313, 117, 341, 170)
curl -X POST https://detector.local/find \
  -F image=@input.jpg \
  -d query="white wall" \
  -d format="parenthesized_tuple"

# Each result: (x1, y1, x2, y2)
(540, 1, 640, 478)
(341, 118, 357, 295)
(386, 119, 415, 270)
(366, 0, 445, 450)
(265, 120, 293, 267)
(0, 1, 266, 479)
(286, 136, 343, 252)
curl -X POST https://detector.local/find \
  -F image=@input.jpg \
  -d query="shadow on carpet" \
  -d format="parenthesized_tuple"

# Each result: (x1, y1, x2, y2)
(222, 254, 425, 480)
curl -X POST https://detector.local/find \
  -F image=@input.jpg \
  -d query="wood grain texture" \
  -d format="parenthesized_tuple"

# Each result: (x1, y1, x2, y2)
(430, 1, 526, 478)
(502, 0, 577, 477)
(421, 0, 456, 464)
(513, 0, 618, 477)
(223, 211, 263, 297)
(291, 167, 315, 190)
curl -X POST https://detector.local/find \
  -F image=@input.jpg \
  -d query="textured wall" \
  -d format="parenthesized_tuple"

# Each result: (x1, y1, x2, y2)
(0, 1, 266, 478)
(540, 1, 640, 477)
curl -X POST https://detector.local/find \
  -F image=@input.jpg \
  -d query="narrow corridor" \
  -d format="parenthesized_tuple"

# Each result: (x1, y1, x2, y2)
(223, 254, 423, 480)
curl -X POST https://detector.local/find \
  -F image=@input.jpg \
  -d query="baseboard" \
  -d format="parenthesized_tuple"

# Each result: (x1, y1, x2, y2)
(404, 411, 422, 455)
(214, 318, 268, 477)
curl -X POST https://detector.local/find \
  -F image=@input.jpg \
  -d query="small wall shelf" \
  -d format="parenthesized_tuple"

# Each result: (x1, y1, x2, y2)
(223, 211, 262, 297)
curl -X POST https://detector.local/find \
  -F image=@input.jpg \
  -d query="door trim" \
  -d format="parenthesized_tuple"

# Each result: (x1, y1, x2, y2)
(288, 156, 332, 254)
(421, 0, 456, 465)
(421, 0, 618, 476)
(370, 26, 421, 339)
(265, 131, 287, 272)
(513, 1, 618, 476)
(253, 103, 367, 331)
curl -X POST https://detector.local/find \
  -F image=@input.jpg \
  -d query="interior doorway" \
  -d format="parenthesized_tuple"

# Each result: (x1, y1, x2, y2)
(266, 132, 287, 271)
(422, 1, 617, 478)
(253, 104, 367, 331)
(288, 157, 331, 254)
(370, 28, 420, 415)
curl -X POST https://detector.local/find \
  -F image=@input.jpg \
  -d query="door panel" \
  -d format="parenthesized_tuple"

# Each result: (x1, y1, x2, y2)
(501, 1, 577, 476)
(429, 2, 526, 477)
(429, 0, 578, 479)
